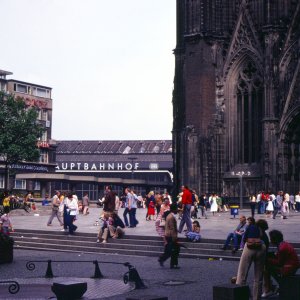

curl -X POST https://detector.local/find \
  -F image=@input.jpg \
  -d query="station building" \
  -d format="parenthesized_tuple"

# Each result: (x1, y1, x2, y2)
(52, 140, 173, 199)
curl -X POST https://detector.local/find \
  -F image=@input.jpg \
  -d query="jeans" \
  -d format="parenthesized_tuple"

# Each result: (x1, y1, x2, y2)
(129, 208, 138, 227)
(68, 215, 77, 234)
(250, 202, 256, 218)
(224, 232, 241, 250)
(123, 208, 130, 227)
(178, 204, 192, 233)
(198, 206, 207, 218)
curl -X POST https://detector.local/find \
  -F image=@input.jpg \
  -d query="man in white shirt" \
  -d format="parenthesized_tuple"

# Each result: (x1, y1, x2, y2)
(295, 192, 300, 212)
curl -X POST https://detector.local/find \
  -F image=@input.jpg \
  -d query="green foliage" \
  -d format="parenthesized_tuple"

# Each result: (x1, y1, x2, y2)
(0, 91, 44, 165)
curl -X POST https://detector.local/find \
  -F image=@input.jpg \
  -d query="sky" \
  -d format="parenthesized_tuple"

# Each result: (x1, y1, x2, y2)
(0, 0, 176, 141)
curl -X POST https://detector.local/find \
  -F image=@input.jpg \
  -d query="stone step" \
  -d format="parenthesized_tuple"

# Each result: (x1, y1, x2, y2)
(13, 236, 236, 257)
(15, 242, 240, 261)
(13, 232, 227, 249)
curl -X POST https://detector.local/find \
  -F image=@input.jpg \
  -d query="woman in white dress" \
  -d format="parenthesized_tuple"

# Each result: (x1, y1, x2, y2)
(266, 199, 274, 217)
(209, 193, 218, 216)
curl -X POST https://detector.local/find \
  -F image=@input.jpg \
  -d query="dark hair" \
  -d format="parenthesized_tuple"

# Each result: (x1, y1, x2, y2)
(193, 220, 200, 227)
(170, 203, 178, 212)
(247, 217, 255, 224)
(256, 219, 269, 231)
(269, 230, 284, 244)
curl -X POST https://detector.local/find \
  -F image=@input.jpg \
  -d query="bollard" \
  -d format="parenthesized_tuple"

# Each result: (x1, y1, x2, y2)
(125, 263, 146, 290)
(92, 260, 103, 279)
(45, 260, 54, 278)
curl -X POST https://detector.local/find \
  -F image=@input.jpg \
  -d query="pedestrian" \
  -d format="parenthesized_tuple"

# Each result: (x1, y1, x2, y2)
(178, 186, 193, 233)
(295, 191, 300, 212)
(281, 197, 289, 219)
(158, 204, 180, 269)
(129, 190, 139, 227)
(236, 221, 266, 300)
(209, 193, 218, 216)
(47, 191, 64, 227)
(198, 194, 207, 219)
(123, 188, 132, 227)
(103, 185, 116, 213)
(65, 193, 78, 235)
(155, 199, 170, 244)
(82, 192, 89, 215)
(272, 191, 282, 219)
(146, 191, 155, 220)
(249, 194, 256, 218)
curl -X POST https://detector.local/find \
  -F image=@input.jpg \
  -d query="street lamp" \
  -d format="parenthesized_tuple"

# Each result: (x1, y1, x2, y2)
(231, 171, 251, 210)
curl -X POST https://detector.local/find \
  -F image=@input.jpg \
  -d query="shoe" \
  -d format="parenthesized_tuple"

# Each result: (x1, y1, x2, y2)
(261, 291, 274, 298)
(158, 259, 164, 267)
(96, 239, 100, 243)
(102, 240, 107, 244)
(60, 229, 66, 232)
(170, 265, 180, 269)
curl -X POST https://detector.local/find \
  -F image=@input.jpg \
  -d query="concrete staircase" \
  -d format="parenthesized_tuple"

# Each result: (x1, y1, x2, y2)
(13, 229, 300, 261)
(13, 229, 243, 261)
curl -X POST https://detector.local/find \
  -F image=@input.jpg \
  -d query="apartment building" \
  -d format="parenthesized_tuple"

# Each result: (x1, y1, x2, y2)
(0, 69, 56, 196)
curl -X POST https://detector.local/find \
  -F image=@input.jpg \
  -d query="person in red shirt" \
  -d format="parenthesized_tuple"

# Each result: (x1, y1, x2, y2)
(262, 230, 300, 298)
(178, 186, 193, 233)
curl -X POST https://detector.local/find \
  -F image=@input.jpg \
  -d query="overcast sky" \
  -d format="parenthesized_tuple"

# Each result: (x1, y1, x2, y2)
(1, 0, 176, 141)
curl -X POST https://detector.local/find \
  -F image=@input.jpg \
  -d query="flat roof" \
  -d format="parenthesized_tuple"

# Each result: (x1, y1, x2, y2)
(0, 69, 13, 76)
(8, 79, 52, 90)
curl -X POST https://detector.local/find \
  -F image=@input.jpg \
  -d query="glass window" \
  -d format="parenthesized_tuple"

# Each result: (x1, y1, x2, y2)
(39, 150, 48, 163)
(14, 180, 26, 190)
(42, 110, 48, 121)
(34, 181, 41, 190)
(16, 84, 28, 93)
(36, 88, 47, 98)
(0, 175, 4, 189)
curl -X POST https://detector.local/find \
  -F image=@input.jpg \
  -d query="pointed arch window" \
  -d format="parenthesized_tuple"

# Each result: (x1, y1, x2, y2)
(237, 62, 263, 164)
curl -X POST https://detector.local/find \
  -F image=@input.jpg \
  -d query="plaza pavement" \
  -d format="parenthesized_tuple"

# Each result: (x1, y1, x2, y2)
(9, 205, 300, 243)
(1, 206, 293, 299)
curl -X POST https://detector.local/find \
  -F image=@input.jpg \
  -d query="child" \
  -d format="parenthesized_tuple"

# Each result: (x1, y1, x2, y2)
(186, 220, 201, 242)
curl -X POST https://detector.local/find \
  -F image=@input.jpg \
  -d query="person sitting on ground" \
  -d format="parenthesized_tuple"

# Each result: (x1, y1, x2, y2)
(239, 217, 256, 250)
(97, 213, 110, 243)
(186, 220, 201, 242)
(221, 215, 247, 253)
(262, 230, 300, 298)
(108, 212, 125, 239)
(42, 194, 50, 206)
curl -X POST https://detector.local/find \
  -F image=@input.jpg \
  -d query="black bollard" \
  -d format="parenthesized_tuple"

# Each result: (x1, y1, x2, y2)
(45, 260, 54, 278)
(126, 264, 146, 289)
(92, 260, 103, 279)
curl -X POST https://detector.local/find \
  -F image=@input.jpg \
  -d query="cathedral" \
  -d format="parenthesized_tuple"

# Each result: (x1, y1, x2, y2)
(172, 0, 300, 197)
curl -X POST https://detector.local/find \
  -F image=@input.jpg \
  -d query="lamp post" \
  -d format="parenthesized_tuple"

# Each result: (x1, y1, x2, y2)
(231, 171, 251, 209)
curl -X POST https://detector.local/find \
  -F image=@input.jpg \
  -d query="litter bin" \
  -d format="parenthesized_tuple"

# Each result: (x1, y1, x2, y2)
(230, 205, 239, 218)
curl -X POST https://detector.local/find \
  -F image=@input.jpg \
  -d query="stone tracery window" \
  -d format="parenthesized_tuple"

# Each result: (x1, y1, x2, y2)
(236, 62, 263, 164)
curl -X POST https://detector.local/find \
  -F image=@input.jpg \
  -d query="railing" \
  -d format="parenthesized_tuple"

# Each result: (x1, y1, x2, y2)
(26, 260, 146, 290)
(0, 280, 20, 294)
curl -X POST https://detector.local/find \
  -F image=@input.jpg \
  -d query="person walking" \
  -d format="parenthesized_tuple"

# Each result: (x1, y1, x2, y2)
(209, 193, 218, 216)
(158, 204, 180, 269)
(178, 186, 193, 233)
(47, 191, 64, 227)
(103, 185, 116, 213)
(198, 194, 208, 219)
(123, 188, 132, 227)
(65, 193, 78, 235)
(82, 193, 89, 215)
(250, 194, 256, 218)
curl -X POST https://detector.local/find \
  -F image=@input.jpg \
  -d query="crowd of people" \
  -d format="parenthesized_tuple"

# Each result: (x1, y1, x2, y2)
(1, 185, 300, 299)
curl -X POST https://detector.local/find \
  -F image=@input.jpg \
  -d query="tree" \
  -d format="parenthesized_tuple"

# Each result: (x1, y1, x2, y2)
(0, 91, 44, 190)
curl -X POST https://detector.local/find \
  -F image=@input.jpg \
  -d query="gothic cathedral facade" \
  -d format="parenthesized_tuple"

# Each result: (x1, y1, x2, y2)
(173, 0, 300, 196)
